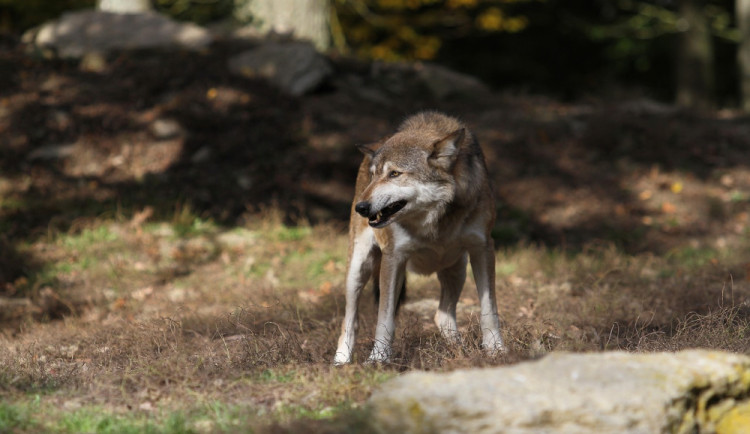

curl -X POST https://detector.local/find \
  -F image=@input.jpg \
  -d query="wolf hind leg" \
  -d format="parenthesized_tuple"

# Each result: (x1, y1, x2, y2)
(435, 253, 467, 344)
(469, 242, 505, 355)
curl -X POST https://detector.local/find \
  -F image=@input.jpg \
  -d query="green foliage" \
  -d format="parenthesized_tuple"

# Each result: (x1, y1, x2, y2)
(153, 0, 232, 24)
(574, 0, 737, 80)
(0, 0, 94, 33)
(334, 0, 535, 60)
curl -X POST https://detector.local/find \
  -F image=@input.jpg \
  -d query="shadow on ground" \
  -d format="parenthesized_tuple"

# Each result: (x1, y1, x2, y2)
(2, 35, 750, 300)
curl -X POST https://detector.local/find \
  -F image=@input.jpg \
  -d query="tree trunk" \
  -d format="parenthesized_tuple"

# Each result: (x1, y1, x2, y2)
(675, 0, 714, 109)
(97, 0, 152, 13)
(738, 0, 750, 111)
(234, 0, 330, 51)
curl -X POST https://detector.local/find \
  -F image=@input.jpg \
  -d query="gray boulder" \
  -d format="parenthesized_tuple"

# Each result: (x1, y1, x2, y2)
(228, 41, 331, 96)
(416, 62, 488, 100)
(368, 350, 750, 433)
(25, 10, 211, 58)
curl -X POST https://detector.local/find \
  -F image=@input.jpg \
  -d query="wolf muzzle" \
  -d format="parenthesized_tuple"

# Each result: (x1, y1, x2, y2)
(355, 201, 371, 217)
(355, 200, 408, 228)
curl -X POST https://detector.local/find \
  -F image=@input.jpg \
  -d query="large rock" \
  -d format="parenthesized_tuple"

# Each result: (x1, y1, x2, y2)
(416, 62, 488, 100)
(228, 41, 331, 96)
(368, 350, 750, 433)
(25, 10, 211, 58)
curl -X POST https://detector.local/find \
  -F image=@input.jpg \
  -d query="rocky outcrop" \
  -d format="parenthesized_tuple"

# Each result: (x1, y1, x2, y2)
(24, 10, 211, 58)
(368, 350, 750, 433)
(228, 41, 332, 96)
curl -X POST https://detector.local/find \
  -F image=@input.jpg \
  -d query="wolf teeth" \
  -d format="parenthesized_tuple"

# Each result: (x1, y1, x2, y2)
(377, 211, 382, 220)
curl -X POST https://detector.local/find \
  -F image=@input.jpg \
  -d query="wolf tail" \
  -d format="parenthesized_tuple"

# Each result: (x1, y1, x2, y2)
(373, 275, 407, 314)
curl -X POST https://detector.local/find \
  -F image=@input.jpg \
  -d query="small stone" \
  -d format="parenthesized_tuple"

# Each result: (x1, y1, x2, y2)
(150, 118, 183, 140)
(79, 51, 107, 73)
(27, 143, 75, 161)
(190, 146, 212, 164)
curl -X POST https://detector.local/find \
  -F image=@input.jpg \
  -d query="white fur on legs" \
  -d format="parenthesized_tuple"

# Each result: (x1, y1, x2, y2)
(366, 261, 405, 364)
(334, 231, 376, 365)
(469, 243, 506, 354)
(367, 329, 394, 364)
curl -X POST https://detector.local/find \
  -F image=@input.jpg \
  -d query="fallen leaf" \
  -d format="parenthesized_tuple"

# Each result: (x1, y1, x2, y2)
(323, 260, 337, 273)
(319, 281, 333, 294)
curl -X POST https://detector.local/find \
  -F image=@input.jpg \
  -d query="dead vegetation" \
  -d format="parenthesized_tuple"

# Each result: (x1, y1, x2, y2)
(2, 37, 750, 431)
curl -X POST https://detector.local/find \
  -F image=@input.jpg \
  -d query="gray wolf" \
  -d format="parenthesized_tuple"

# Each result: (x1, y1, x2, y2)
(334, 111, 505, 364)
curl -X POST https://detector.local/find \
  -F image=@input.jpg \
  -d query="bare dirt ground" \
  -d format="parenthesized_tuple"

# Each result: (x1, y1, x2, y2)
(2, 34, 750, 431)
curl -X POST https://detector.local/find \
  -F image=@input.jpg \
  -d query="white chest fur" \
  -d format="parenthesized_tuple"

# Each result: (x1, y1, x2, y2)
(382, 222, 486, 275)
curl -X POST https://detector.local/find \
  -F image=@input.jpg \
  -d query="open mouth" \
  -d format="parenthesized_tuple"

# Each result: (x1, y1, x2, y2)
(368, 200, 407, 228)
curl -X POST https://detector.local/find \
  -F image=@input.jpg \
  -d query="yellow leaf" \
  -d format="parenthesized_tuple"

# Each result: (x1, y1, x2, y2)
(503, 16, 529, 33)
(670, 182, 683, 194)
(477, 8, 504, 32)
(206, 88, 218, 100)
(447, 0, 478, 8)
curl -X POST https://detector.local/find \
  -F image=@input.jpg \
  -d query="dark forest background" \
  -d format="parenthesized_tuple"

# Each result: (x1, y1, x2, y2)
(0, 0, 746, 107)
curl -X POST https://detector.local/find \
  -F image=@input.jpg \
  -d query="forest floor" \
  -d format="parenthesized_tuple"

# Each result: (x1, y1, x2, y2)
(3, 35, 750, 432)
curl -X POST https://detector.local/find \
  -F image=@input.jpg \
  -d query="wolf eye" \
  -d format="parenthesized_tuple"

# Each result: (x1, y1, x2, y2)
(388, 171, 402, 178)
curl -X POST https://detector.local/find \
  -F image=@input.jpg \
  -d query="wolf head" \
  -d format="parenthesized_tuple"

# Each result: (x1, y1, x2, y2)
(354, 112, 470, 229)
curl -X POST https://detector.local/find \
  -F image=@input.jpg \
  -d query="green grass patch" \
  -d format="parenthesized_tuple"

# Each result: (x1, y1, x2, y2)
(255, 368, 298, 383)
(0, 401, 37, 432)
(0, 400, 199, 434)
(274, 225, 312, 242)
(58, 409, 193, 434)
(0, 398, 373, 434)
(171, 204, 218, 238)
(0, 196, 27, 211)
(58, 226, 119, 250)
(667, 245, 720, 268)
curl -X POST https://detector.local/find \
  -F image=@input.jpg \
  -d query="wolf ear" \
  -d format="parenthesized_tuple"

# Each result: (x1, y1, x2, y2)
(429, 128, 464, 169)
(356, 141, 382, 158)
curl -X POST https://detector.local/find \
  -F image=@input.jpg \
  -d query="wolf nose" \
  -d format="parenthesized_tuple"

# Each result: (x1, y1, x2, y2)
(355, 201, 371, 217)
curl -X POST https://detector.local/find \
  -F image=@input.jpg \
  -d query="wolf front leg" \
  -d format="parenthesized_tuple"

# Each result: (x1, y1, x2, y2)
(334, 231, 378, 365)
(469, 241, 505, 354)
(367, 256, 406, 363)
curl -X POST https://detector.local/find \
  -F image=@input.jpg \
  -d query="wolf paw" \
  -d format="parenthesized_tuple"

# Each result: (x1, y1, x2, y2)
(482, 334, 507, 356)
(333, 352, 353, 366)
(366, 347, 391, 364)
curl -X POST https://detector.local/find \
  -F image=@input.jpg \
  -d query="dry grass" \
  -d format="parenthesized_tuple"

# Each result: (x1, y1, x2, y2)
(3, 37, 750, 432)
(2, 206, 749, 432)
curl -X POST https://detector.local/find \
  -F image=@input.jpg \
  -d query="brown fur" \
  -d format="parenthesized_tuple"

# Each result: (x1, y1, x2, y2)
(334, 111, 504, 364)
